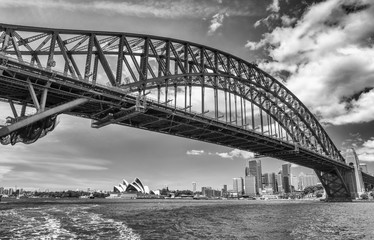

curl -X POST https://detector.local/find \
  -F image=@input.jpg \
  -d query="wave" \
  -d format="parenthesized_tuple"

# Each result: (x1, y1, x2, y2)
(0, 205, 140, 239)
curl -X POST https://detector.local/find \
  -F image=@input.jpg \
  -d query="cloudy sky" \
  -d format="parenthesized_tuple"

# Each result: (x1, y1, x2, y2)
(1, 0, 374, 191)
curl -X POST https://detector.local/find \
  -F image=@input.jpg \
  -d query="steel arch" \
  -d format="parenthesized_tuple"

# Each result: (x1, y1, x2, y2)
(0, 23, 343, 163)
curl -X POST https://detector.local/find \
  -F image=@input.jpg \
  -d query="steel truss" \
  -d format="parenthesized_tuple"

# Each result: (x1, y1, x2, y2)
(1, 23, 373, 200)
(315, 168, 352, 201)
(0, 23, 343, 162)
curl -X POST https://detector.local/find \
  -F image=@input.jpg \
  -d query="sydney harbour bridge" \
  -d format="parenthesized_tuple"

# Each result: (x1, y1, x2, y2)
(0, 23, 373, 201)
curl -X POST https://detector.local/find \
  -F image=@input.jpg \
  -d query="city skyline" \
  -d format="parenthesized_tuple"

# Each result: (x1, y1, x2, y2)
(1, 0, 374, 191)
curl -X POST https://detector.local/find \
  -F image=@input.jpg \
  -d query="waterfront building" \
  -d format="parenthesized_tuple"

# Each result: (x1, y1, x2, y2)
(291, 175, 298, 191)
(282, 163, 291, 193)
(261, 172, 276, 192)
(262, 173, 269, 188)
(247, 158, 263, 194)
(305, 173, 319, 187)
(202, 187, 212, 197)
(222, 185, 228, 197)
(244, 175, 256, 196)
(232, 177, 244, 194)
(201, 187, 221, 198)
(277, 171, 283, 193)
(113, 177, 150, 194)
(153, 190, 160, 195)
(297, 172, 321, 190)
(261, 187, 274, 195)
(192, 182, 196, 193)
(298, 172, 306, 190)
(245, 167, 250, 177)
(269, 173, 277, 192)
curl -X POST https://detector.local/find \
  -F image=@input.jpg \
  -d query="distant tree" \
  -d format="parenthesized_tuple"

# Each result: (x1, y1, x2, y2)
(360, 193, 368, 200)
(93, 192, 109, 198)
(175, 190, 193, 197)
(316, 192, 323, 198)
(160, 188, 170, 196)
(303, 184, 324, 197)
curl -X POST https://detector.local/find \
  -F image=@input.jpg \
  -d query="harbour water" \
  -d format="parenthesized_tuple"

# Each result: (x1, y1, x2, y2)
(0, 198, 373, 239)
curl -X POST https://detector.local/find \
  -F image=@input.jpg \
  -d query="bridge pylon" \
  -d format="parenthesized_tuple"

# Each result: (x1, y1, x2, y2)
(345, 148, 365, 197)
(315, 167, 353, 202)
(315, 148, 367, 201)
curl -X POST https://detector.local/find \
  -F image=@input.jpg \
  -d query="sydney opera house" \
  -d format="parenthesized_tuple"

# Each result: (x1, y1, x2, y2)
(113, 178, 151, 194)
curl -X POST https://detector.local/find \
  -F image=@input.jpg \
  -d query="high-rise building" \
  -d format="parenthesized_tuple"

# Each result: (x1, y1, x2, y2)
(244, 175, 256, 196)
(222, 184, 228, 197)
(262, 173, 269, 188)
(202, 187, 221, 198)
(298, 172, 306, 190)
(297, 172, 321, 190)
(233, 177, 244, 194)
(291, 175, 298, 191)
(192, 182, 197, 192)
(305, 173, 319, 187)
(247, 159, 263, 194)
(201, 187, 212, 197)
(277, 171, 283, 193)
(282, 163, 291, 193)
(269, 172, 277, 192)
(245, 167, 250, 177)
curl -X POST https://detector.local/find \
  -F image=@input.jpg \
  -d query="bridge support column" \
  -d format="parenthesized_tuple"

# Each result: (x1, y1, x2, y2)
(345, 148, 365, 198)
(315, 168, 353, 202)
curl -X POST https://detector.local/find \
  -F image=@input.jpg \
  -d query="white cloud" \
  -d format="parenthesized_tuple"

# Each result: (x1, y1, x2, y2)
(253, 13, 280, 29)
(253, 0, 280, 28)
(266, 0, 280, 13)
(0, 0, 255, 19)
(186, 149, 205, 155)
(280, 15, 297, 26)
(246, 0, 374, 125)
(208, 12, 228, 35)
(0, 166, 13, 180)
(216, 149, 254, 159)
(356, 138, 374, 162)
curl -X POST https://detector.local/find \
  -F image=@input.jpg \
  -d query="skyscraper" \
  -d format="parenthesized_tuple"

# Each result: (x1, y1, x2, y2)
(282, 163, 291, 193)
(277, 171, 283, 193)
(192, 182, 196, 193)
(269, 172, 277, 192)
(245, 167, 250, 177)
(262, 173, 269, 188)
(244, 175, 256, 196)
(233, 177, 244, 194)
(222, 184, 228, 197)
(247, 159, 262, 194)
